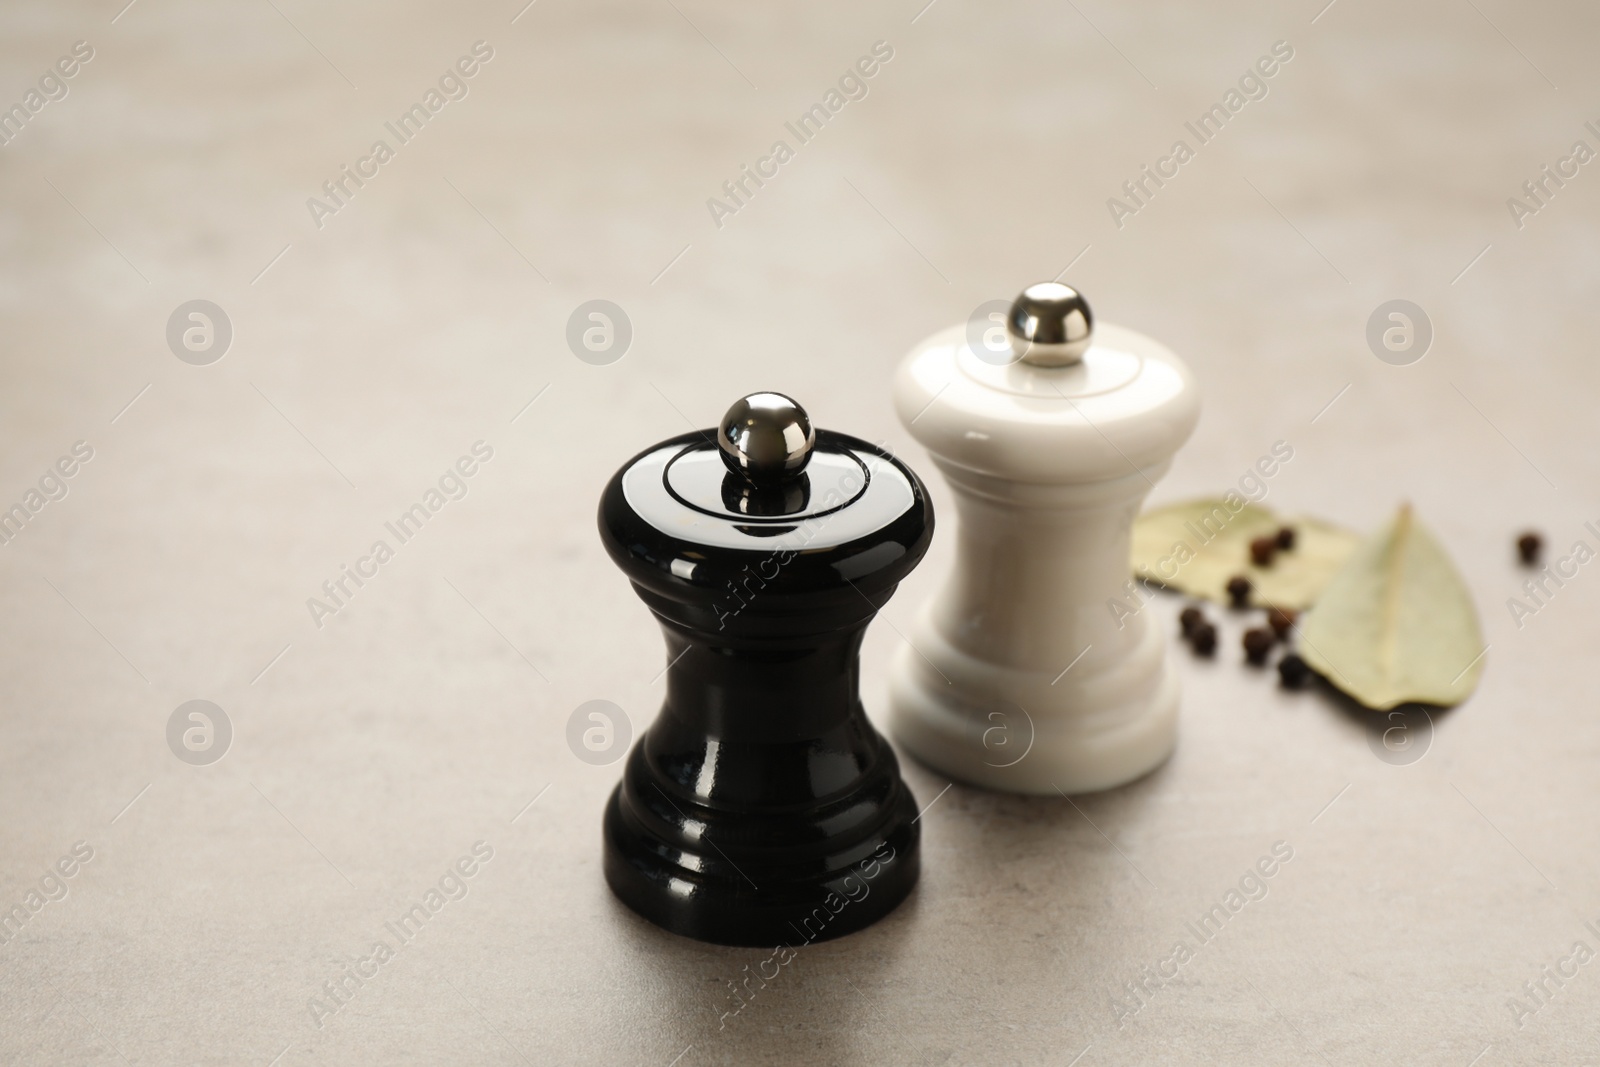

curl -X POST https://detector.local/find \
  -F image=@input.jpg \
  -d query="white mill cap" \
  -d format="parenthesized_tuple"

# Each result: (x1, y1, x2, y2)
(895, 283, 1200, 484)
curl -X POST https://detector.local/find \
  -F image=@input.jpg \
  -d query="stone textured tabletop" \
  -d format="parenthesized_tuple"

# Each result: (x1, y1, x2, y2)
(2, 0, 1597, 1064)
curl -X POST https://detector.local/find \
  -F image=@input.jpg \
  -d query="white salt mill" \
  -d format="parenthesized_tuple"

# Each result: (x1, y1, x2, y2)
(889, 283, 1200, 794)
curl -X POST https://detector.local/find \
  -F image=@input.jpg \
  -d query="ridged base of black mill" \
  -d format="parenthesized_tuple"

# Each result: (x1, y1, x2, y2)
(603, 740, 920, 946)
(598, 427, 933, 946)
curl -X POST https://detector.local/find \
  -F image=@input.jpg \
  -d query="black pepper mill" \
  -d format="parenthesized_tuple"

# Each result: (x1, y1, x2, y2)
(598, 392, 933, 945)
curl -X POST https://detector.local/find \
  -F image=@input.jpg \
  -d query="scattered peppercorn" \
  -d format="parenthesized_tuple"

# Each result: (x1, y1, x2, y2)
(1277, 653, 1311, 689)
(1226, 575, 1252, 608)
(1190, 622, 1217, 657)
(1517, 531, 1543, 566)
(1242, 627, 1275, 665)
(1276, 526, 1296, 551)
(1249, 536, 1278, 567)
(1179, 605, 1205, 637)
(1267, 606, 1297, 640)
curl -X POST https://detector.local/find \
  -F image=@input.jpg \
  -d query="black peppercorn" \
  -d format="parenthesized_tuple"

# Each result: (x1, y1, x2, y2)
(1249, 536, 1277, 567)
(1516, 532, 1542, 566)
(1190, 622, 1217, 657)
(1267, 606, 1296, 640)
(1179, 605, 1205, 637)
(1277, 652, 1311, 689)
(1226, 575, 1251, 608)
(1242, 627, 1274, 665)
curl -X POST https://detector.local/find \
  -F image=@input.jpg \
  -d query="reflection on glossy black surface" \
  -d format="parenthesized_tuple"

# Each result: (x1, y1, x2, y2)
(720, 470, 809, 516)
(599, 427, 934, 946)
(663, 442, 867, 524)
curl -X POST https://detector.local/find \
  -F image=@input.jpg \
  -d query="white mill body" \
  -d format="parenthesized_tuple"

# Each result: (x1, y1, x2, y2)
(889, 314, 1200, 794)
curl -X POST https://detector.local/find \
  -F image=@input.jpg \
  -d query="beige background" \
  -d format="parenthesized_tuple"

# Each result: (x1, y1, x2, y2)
(1, 0, 1597, 1063)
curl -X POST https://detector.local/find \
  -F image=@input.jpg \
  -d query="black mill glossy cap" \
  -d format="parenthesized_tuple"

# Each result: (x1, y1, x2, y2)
(597, 396, 933, 946)
(599, 424, 933, 637)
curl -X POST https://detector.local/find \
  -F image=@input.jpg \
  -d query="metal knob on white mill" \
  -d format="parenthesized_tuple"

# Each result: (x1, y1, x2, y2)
(888, 283, 1201, 794)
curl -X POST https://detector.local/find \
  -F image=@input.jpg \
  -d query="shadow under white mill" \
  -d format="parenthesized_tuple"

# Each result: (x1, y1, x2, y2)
(889, 283, 1201, 794)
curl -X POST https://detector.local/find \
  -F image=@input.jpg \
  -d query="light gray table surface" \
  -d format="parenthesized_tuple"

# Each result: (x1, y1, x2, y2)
(3, 0, 1598, 1063)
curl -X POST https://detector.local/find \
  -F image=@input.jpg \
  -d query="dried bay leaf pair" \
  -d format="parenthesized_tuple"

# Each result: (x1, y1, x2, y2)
(1132, 499, 1485, 710)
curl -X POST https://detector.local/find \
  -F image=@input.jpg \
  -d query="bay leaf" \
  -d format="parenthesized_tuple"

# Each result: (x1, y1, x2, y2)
(1297, 504, 1485, 710)
(1131, 498, 1360, 611)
